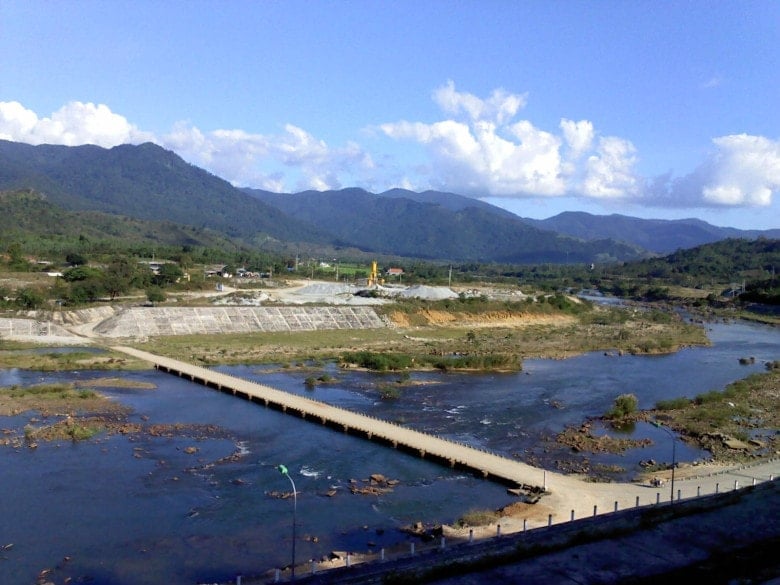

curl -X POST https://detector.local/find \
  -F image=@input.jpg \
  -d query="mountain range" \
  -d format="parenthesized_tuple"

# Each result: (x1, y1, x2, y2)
(1, 139, 776, 263)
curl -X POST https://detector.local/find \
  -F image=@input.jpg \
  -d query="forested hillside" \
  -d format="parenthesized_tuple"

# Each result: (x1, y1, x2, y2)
(245, 188, 645, 263)
(0, 140, 329, 246)
(0, 189, 247, 257)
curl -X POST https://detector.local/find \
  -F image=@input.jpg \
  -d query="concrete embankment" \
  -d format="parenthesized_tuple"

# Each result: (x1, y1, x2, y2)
(1, 305, 386, 341)
(0, 317, 92, 344)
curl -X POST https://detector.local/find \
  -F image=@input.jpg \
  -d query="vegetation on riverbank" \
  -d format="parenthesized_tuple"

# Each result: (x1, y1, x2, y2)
(0, 342, 150, 371)
(648, 367, 780, 463)
(340, 350, 521, 372)
(0, 379, 238, 448)
(556, 368, 780, 474)
(0, 383, 115, 417)
(129, 299, 708, 369)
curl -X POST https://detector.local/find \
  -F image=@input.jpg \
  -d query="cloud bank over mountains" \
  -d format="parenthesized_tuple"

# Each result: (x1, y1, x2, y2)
(1, 82, 778, 211)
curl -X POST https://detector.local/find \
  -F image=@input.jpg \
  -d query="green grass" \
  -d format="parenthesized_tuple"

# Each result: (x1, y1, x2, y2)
(455, 508, 501, 527)
(340, 350, 521, 372)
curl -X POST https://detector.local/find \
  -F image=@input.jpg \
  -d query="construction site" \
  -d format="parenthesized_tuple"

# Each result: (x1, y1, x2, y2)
(0, 277, 465, 344)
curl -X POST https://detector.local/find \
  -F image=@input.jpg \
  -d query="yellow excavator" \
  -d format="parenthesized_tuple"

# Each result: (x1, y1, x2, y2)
(367, 260, 384, 287)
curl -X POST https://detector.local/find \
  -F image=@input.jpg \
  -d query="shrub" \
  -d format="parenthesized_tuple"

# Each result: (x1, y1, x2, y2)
(15, 287, 46, 310)
(67, 424, 99, 441)
(378, 385, 401, 400)
(146, 286, 167, 305)
(608, 393, 638, 419)
(455, 508, 500, 527)
(341, 351, 412, 371)
(655, 397, 690, 411)
(396, 371, 411, 384)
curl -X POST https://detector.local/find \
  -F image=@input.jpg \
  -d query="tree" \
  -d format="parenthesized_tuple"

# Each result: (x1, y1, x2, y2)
(6, 242, 29, 271)
(65, 252, 88, 266)
(67, 278, 106, 304)
(177, 252, 193, 270)
(146, 286, 166, 306)
(103, 255, 135, 300)
(15, 287, 46, 310)
(62, 266, 104, 282)
(153, 263, 183, 286)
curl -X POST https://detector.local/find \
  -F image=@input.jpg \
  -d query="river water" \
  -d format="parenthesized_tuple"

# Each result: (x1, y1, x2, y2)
(0, 320, 777, 585)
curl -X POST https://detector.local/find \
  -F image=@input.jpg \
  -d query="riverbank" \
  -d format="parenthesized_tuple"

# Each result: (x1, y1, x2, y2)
(0, 294, 710, 370)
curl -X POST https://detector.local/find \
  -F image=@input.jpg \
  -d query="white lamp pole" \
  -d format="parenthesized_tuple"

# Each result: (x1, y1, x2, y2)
(277, 464, 297, 580)
(652, 421, 676, 504)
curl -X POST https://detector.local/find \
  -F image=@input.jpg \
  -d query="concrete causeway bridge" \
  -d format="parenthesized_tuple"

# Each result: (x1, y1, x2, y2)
(113, 346, 547, 491)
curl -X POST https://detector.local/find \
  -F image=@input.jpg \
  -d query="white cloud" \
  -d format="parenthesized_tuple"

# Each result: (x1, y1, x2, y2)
(583, 137, 640, 199)
(163, 122, 275, 188)
(0, 100, 151, 147)
(648, 134, 780, 209)
(161, 122, 375, 192)
(701, 75, 724, 89)
(382, 82, 637, 199)
(0, 100, 374, 193)
(433, 80, 527, 125)
(560, 119, 594, 159)
(161, 122, 373, 192)
(702, 134, 780, 206)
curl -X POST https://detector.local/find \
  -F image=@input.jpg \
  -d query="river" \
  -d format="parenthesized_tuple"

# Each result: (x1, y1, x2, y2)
(0, 320, 776, 585)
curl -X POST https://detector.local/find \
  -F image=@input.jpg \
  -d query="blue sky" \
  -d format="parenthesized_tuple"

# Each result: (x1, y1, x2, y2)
(1, 1, 779, 230)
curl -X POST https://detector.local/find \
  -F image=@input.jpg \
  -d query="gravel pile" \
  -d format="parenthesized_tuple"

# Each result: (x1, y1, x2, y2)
(295, 283, 358, 296)
(397, 285, 458, 300)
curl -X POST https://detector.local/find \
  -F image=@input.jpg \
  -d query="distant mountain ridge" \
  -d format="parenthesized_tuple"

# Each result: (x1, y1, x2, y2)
(522, 211, 780, 254)
(242, 187, 644, 263)
(0, 139, 774, 262)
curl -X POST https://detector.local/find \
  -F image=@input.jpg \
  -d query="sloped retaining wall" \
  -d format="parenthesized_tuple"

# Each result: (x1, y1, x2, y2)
(0, 317, 75, 339)
(93, 306, 386, 338)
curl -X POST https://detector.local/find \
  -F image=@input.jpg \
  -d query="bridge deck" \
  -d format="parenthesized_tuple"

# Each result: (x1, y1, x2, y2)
(113, 346, 546, 489)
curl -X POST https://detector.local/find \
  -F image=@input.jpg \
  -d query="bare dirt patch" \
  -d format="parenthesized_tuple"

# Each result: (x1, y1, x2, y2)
(394, 309, 576, 329)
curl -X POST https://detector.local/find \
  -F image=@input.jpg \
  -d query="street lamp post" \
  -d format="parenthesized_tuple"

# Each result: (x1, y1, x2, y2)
(277, 464, 297, 581)
(652, 421, 676, 504)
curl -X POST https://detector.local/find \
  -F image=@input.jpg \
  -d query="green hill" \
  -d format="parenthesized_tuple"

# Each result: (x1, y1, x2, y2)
(0, 140, 330, 245)
(0, 189, 247, 256)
